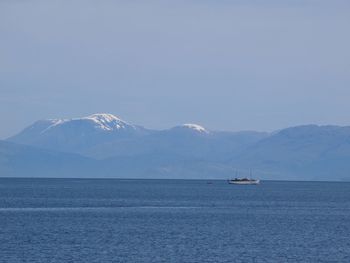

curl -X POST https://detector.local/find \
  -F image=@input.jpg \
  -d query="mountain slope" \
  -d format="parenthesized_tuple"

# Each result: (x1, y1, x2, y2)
(231, 125, 350, 180)
(5, 114, 350, 181)
(81, 126, 268, 160)
(0, 140, 98, 177)
(8, 113, 150, 154)
(8, 114, 267, 161)
(0, 140, 235, 179)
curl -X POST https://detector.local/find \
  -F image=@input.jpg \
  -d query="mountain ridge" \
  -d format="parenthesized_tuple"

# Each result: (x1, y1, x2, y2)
(3, 113, 350, 180)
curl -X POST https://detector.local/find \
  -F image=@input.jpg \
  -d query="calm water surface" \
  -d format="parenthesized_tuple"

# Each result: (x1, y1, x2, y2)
(1, 178, 350, 262)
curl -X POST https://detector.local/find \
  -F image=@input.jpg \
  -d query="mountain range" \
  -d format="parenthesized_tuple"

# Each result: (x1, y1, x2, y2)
(1, 113, 350, 181)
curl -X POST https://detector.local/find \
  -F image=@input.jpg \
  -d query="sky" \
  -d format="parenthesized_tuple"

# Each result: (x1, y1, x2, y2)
(0, 0, 349, 139)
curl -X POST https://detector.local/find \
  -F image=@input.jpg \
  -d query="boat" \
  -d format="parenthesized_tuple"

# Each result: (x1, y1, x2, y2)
(228, 170, 260, 185)
(227, 178, 260, 185)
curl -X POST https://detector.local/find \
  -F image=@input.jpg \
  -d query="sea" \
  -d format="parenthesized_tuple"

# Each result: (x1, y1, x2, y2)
(0, 178, 350, 263)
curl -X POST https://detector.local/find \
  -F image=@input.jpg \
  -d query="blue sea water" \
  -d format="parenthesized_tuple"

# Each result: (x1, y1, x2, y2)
(0, 178, 350, 263)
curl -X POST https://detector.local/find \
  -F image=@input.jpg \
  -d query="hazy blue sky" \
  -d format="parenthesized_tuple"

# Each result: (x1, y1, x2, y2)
(1, 0, 349, 138)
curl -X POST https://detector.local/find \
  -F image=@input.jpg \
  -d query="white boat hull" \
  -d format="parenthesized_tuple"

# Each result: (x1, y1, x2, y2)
(228, 180, 260, 185)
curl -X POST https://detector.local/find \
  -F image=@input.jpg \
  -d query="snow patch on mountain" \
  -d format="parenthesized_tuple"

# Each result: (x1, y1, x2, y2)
(40, 119, 67, 134)
(38, 113, 135, 134)
(82, 113, 132, 131)
(180, 124, 209, 133)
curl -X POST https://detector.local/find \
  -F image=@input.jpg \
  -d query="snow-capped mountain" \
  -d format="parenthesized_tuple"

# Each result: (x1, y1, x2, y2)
(5, 114, 350, 181)
(26, 113, 140, 134)
(42, 113, 137, 133)
(8, 113, 266, 159)
(8, 113, 150, 153)
(170, 124, 210, 134)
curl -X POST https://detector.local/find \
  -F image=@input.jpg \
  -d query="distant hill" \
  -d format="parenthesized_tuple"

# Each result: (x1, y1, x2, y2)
(231, 125, 350, 180)
(0, 140, 97, 177)
(4, 114, 350, 181)
(0, 140, 236, 179)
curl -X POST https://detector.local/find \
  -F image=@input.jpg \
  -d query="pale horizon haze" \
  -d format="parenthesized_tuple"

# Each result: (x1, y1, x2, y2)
(1, 0, 349, 139)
